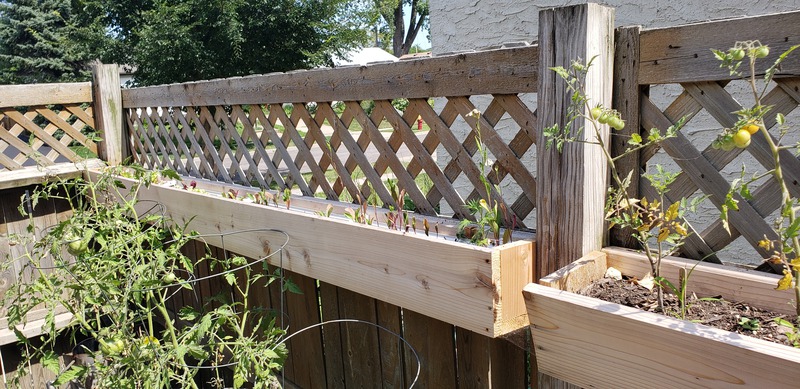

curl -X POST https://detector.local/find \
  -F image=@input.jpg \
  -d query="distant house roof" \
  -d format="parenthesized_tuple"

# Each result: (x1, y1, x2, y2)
(333, 47, 399, 67)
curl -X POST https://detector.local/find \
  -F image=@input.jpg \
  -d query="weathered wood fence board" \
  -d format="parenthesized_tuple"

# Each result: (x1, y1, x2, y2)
(638, 9, 800, 84)
(0, 79, 101, 172)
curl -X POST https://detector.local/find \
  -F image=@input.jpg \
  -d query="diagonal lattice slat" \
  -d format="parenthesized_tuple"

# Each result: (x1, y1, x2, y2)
(0, 104, 97, 171)
(126, 94, 540, 224)
(636, 77, 800, 260)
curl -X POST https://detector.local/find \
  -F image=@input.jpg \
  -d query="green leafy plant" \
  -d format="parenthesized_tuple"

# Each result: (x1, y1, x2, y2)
(546, 58, 694, 311)
(776, 318, 800, 347)
(738, 316, 761, 331)
(712, 41, 800, 340)
(3, 167, 287, 388)
(457, 109, 516, 247)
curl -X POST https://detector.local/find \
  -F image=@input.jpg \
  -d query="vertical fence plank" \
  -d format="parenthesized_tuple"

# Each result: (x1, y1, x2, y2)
(456, 328, 491, 388)
(535, 3, 616, 388)
(490, 336, 528, 388)
(376, 300, 405, 389)
(283, 271, 326, 389)
(337, 287, 382, 386)
(610, 25, 643, 248)
(319, 282, 345, 389)
(402, 309, 457, 388)
(92, 63, 126, 165)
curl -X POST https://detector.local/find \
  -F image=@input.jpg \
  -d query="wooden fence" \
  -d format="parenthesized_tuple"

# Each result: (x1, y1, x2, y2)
(611, 11, 800, 266)
(1, 3, 800, 388)
(121, 46, 539, 224)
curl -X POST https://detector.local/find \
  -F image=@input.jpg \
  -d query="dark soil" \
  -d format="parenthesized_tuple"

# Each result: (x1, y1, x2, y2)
(581, 276, 799, 347)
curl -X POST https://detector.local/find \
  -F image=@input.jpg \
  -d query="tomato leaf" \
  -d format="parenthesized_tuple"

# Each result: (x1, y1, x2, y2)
(52, 365, 88, 385)
(42, 350, 60, 375)
(224, 272, 236, 286)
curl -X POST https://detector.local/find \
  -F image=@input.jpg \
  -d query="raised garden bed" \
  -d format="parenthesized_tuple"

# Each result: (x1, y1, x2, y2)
(91, 170, 535, 337)
(524, 247, 800, 387)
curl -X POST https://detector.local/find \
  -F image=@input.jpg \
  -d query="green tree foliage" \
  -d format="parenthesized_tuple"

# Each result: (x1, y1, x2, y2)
(0, 0, 369, 85)
(0, 0, 100, 84)
(126, 0, 368, 85)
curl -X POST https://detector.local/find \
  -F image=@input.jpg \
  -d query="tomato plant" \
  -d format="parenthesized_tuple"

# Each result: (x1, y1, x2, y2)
(545, 57, 693, 312)
(4, 167, 288, 388)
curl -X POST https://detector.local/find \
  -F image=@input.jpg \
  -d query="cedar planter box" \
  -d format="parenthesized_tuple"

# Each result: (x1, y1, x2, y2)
(523, 247, 800, 388)
(96, 172, 535, 337)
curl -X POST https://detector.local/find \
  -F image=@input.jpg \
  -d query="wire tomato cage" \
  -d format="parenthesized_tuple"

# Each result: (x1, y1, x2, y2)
(29, 217, 419, 388)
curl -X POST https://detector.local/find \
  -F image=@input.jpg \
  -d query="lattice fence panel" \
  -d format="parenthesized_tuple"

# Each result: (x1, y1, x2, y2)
(0, 104, 98, 170)
(126, 95, 538, 223)
(634, 77, 800, 264)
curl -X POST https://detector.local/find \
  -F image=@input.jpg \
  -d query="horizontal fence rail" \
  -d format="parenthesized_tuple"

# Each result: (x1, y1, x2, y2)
(121, 45, 541, 224)
(0, 82, 99, 171)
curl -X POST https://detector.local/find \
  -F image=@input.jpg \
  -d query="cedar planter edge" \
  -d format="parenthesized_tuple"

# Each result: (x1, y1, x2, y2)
(95, 171, 535, 337)
(524, 247, 800, 388)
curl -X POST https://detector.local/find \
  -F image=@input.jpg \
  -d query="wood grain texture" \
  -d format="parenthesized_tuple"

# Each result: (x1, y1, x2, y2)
(337, 288, 382, 387)
(282, 271, 326, 389)
(535, 2, 615, 279)
(0, 82, 92, 107)
(402, 310, 457, 389)
(604, 247, 795, 316)
(538, 250, 606, 293)
(0, 159, 104, 191)
(100, 172, 534, 337)
(639, 10, 800, 85)
(92, 63, 127, 165)
(121, 46, 538, 108)
(375, 300, 405, 389)
(534, 5, 614, 388)
(319, 282, 345, 388)
(526, 249, 800, 388)
(610, 26, 643, 249)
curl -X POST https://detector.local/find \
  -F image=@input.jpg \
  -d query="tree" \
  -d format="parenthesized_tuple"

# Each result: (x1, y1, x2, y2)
(0, 0, 369, 85)
(125, 0, 370, 85)
(0, 0, 100, 84)
(373, 0, 428, 57)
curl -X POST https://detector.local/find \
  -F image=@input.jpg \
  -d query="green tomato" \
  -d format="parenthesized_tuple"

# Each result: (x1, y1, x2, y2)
(162, 272, 177, 284)
(755, 46, 769, 58)
(598, 112, 611, 124)
(67, 239, 89, 256)
(720, 134, 736, 151)
(100, 338, 125, 356)
(607, 116, 625, 131)
(729, 48, 745, 61)
(590, 107, 603, 120)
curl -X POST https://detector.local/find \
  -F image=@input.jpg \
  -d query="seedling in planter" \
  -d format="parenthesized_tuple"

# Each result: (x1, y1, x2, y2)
(316, 204, 334, 217)
(458, 109, 515, 247)
(738, 317, 761, 331)
(546, 58, 692, 311)
(283, 188, 292, 210)
(775, 318, 800, 347)
(713, 42, 800, 321)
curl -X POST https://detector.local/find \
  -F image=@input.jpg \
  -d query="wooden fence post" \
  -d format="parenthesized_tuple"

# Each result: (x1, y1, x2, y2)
(609, 26, 643, 248)
(92, 63, 127, 165)
(535, 3, 615, 388)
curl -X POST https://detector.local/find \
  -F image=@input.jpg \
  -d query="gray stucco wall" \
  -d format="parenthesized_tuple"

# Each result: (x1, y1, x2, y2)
(431, 1, 800, 54)
(429, 1, 800, 265)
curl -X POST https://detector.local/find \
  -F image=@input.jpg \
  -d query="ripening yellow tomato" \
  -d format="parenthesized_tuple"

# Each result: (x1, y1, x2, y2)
(733, 129, 751, 148)
(742, 123, 760, 135)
